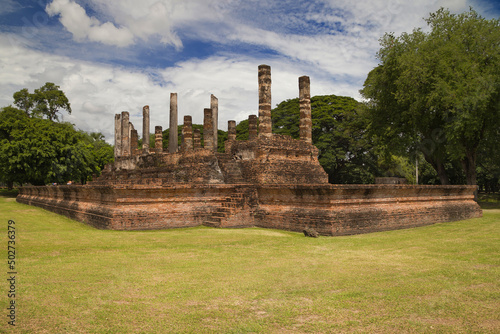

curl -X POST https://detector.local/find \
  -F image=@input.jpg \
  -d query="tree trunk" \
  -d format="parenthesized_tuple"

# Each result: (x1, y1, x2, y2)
(7, 180, 13, 190)
(423, 153, 450, 185)
(461, 150, 478, 201)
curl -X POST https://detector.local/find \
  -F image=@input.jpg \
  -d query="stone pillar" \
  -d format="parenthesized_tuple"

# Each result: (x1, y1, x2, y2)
(248, 115, 258, 140)
(182, 116, 193, 151)
(211, 94, 218, 150)
(121, 111, 130, 157)
(155, 126, 163, 152)
(169, 93, 178, 153)
(142, 105, 150, 152)
(193, 128, 201, 149)
(228, 120, 236, 141)
(299, 76, 312, 144)
(114, 113, 122, 158)
(258, 64, 272, 138)
(203, 108, 214, 151)
(131, 129, 138, 155)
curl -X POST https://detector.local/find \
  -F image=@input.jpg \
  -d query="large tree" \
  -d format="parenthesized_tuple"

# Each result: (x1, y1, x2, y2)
(0, 107, 113, 187)
(13, 82, 72, 121)
(361, 8, 500, 188)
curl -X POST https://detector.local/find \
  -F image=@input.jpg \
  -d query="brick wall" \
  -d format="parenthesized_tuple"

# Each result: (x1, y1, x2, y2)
(253, 185, 482, 235)
(17, 183, 481, 235)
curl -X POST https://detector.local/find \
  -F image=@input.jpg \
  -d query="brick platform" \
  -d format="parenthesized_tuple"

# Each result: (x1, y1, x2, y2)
(17, 183, 481, 235)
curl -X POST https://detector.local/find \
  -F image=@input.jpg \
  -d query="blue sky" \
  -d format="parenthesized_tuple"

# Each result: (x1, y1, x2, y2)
(0, 0, 499, 142)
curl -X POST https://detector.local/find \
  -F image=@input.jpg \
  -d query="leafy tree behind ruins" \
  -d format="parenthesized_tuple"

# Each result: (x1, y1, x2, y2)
(13, 82, 72, 121)
(361, 8, 500, 190)
(0, 84, 113, 188)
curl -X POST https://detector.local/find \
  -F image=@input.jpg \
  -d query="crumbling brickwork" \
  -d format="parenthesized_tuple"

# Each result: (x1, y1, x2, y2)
(17, 183, 481, 235)
(16, 65, 482, 235)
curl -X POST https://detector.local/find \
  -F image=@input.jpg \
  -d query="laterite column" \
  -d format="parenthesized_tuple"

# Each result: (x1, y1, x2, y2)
(228, 120, 236, 141)
(203, 108, 214, 151)
(169, 93, 178, 153)
(193, 129, 201, 149)
(248, 115, 258, 140)
(258, 65, 272, 138)
(155, 126, 163, 152)
(299, 76, 312, 144)
(131, 128, 138, 155)
(121, 111, 130, 157)
(211, 94, 218, 150)
(142, 105, 150, 152)
(182, 116, 193, 151)
(114, 113, 122, 158)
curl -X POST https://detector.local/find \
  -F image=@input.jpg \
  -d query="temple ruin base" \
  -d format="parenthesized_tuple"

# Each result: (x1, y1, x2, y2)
(17, 183, 481, 236)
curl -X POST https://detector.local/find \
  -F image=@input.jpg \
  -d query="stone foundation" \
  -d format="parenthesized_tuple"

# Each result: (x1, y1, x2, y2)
(17, 184, 481, 235)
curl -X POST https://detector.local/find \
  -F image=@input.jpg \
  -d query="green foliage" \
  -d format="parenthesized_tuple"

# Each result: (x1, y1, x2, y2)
(361, 8, 500, 186)
(0, 106, 113, 186)
(13, 82, 72, 121)
(272, 95, 378, 184)
(0, 106, 30, 187)
(78, 131, 115, 177)
(12, 88, 34, 116)
(235, 118, 252, 140)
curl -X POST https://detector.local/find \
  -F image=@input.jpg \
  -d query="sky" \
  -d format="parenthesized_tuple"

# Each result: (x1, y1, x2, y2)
(0, 0, 499, 143)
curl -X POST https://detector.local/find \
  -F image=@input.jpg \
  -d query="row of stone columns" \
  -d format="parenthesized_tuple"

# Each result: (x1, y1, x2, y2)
(114, 64, 312, 157)
(114, 94, 217, 157)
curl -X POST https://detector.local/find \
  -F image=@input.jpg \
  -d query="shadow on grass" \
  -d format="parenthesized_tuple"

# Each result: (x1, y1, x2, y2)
(478, 192, 500, 209)
(0, 188, 19, 198)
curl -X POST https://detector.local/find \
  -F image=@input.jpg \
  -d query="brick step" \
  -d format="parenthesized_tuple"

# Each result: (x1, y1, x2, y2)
(204, 221, 221, 228)
(207, 217, 222, 224)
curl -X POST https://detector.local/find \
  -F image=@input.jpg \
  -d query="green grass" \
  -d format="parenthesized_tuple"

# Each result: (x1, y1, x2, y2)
(1, 194, 499, 333)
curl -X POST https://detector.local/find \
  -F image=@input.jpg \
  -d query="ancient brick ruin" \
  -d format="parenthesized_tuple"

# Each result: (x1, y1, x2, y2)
(17, 65, 482, 235)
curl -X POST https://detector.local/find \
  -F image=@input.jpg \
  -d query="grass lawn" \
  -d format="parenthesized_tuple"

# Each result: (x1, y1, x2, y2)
(0, 191, 499, 333)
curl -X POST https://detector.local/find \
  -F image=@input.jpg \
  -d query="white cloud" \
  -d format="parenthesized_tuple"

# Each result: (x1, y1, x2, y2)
(1, 34, 356, 144)
(46, 0, 134, 47)
(2, 0, 486, 146)
(43, 0, 477, 68)
(45, 0, 232, 49)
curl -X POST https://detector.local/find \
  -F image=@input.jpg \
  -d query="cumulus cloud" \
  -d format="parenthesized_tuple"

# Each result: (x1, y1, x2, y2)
(1, 34, 352, 144)
(1, 0, 487, 145)
(46, 0, 134, 47)
(43, 0, 476, 69)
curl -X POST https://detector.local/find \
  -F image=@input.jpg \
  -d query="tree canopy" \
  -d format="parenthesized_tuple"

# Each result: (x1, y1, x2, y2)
(1, 95, 112, 188)
(13, 82, 72, 121)
(361, 8, 500, 187)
